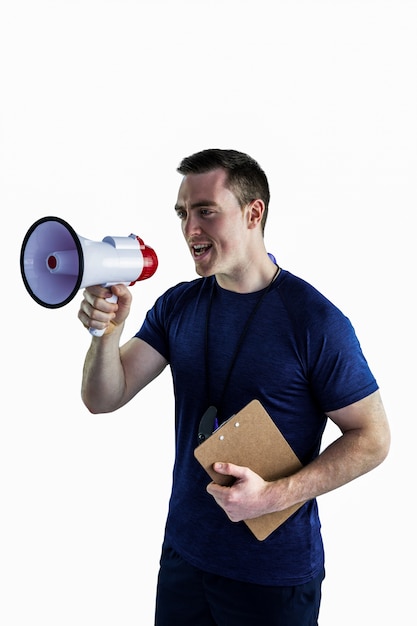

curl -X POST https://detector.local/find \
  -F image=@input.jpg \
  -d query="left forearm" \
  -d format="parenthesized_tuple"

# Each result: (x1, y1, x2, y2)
(267, 427, 389, 513)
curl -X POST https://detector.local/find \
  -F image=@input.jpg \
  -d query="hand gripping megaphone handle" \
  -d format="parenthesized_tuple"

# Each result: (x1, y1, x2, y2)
(89, 293, 119, 337)
(85, 235, 158, 337)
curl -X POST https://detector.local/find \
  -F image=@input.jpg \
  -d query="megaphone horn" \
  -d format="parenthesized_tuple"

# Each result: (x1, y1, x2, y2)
(20, 216, 158, 336)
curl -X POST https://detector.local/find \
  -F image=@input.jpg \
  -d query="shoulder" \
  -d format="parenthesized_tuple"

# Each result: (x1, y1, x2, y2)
(161, 277, 206, 298)
(157, 277, 211, 303)
(273, 270, 358, 351)
(276, 269, 348, 323)
(136, 277, 212, 355)
(151, 277, 213, 318)
(277, 270, 335, 305)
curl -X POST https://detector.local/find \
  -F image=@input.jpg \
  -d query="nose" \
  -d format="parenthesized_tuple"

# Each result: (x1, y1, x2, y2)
(182, 211, 202, 238)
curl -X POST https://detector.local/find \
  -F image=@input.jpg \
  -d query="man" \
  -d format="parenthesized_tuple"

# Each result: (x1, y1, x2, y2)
(78, 149, 390, 625)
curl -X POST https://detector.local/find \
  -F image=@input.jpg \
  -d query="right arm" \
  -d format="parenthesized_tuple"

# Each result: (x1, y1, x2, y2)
(78, 284, 168, 414)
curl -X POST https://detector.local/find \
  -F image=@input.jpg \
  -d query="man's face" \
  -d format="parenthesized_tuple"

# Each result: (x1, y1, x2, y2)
(175, 168, 248, 278)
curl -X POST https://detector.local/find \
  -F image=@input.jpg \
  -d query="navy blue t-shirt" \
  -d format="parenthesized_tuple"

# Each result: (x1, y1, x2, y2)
(136, 269, 378, 585)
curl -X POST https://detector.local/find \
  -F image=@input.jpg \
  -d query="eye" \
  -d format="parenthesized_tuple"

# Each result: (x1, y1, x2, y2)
(176, 209, 186, 220)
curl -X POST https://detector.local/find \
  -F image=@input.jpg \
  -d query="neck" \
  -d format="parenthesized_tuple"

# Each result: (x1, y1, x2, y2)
(215, 259, 280, 294)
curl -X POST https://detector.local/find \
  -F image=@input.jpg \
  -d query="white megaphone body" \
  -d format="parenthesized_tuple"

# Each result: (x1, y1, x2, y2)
(20, 216, 158, 336)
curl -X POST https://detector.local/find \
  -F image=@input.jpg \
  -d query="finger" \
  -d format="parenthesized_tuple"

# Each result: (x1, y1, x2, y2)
(82, 287, 114, 308)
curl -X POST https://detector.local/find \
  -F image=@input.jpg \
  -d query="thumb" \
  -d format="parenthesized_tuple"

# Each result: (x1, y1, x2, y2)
(213, 462, 245, 478)
(111, 283, 132, 304)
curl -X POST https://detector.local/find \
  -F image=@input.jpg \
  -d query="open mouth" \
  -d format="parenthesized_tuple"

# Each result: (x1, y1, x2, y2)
(192, 243, 212, 258)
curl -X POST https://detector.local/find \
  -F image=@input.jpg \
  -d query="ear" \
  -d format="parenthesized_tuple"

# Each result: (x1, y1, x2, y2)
(246, 199, 265, 230)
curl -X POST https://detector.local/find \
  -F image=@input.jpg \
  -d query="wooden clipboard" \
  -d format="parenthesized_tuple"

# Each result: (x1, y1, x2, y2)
(194, 399, 304, 541)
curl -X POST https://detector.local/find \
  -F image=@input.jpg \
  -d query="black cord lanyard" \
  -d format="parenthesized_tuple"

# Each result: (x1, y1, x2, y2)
(204, 266, 280, 424)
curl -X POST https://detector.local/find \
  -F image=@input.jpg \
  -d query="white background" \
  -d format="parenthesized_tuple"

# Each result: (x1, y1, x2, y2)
(1, 1, 415, 624)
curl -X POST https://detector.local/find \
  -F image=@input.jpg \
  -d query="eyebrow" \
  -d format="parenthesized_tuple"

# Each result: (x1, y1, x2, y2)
(174, 200, 219, 212)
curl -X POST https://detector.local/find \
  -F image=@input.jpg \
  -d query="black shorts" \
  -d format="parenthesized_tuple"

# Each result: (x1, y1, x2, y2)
(155, 544, 325, 626)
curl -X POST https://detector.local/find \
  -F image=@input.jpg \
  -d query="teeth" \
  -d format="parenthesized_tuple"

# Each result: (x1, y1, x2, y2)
(193, 244, 211, 256)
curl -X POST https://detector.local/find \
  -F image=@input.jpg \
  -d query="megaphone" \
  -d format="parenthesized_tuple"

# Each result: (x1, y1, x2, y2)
(20, 216, 158, 336)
